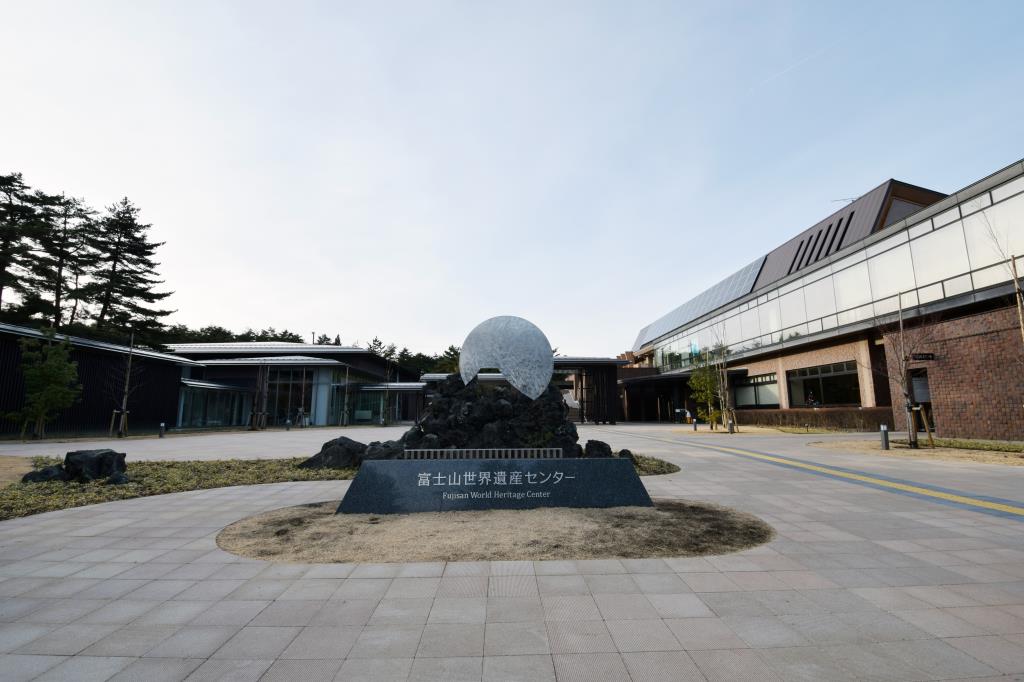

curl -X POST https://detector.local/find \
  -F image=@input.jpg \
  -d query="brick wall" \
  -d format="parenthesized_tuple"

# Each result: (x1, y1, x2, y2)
(882, 306, 1024, 441)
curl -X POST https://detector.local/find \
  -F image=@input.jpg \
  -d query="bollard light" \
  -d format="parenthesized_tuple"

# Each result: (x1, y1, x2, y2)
(159, 422, 165, 438)
(285, 419, 292, 431)
(880, 424, 890, 450)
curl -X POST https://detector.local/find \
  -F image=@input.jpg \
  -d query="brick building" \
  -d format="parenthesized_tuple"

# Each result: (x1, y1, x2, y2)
(624, 159, 1024, 440)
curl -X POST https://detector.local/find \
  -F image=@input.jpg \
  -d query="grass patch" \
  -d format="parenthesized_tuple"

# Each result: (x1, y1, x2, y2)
(218, 498, 773, 562)
(893, 437, 1024, 453)
(2, 453, 678, 522)
(0, 458, 356, 521)
(633, 454, 680, 475)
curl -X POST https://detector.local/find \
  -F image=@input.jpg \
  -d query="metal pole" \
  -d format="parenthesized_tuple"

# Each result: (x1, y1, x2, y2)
(880, 424, 889, 450)
(343, 365, 350, 426)
(118, 331, 134, 437)
(898, 293, 918, 449)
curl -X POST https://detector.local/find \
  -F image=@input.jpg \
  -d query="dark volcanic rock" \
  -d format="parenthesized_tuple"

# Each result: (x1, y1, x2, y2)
(105, 472, 130, 485)
(299, 436, 367, 469)
(583, 440, 614, 458)
(21, 465, 68, 483)
(363, 440, 405, 460)
(400, 377, 580, 456)
(63, 449, 126, 482)
(618, 448, 637, 463)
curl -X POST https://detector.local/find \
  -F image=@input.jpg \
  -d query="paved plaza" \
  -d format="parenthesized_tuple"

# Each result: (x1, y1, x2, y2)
(1, 425, 1023, 681)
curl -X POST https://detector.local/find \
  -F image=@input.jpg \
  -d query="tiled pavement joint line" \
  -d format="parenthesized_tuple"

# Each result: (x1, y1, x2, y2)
(591, 428, 1024, 521)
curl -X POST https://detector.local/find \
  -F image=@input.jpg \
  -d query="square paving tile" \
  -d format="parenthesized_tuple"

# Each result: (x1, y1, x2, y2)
(211, 625, 301, 659)
(0, 653, 65, 681)
(541, 595, 602, 622)
(546, 620, 616, 654)
(484, 621, 549, 655)
(147, 625, 241, 658)
(417, 623, 485, 657)
(593, 593, 657, 620)
(34, 654, 134, 682)
(188, 600, 268, 626)
(552, 652, 630, 681)
(369, 598, 432, 625)
(335, 656, 413, 681)
(486, 597, 543, 623)
(483, 654, 554, 681)
(689, 648, 782, 682)
(249, 600, 322, 626)
(645, 593, 715, 619)
(408, 655, 482, 681)
(81, 623, 180, 656)
(664, 618, 747, 650)
(108, 656, 203, 682)
(14, 623, 120, 656)
(347, 625, 423, 658)
(606, 619, 682, 652)
(428, 597, 487, 624)
(183, 658, 273, 681)
(309, 599, 377, 626)
(621, 651, 705, 682)
(260, 658, 343, 682)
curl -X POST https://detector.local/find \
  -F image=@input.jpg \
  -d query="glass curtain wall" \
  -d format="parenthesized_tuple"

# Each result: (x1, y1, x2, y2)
(178, 387, 250, 428)
(651, 176, 1024, 371)
(267, 369, 314, 426)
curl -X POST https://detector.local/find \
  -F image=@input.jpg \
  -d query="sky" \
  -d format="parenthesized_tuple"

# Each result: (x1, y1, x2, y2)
(2, 0, 1023, 356)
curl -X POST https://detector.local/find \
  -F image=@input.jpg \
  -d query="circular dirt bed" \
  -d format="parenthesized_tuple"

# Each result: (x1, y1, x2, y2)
(217, 499, 773, 563)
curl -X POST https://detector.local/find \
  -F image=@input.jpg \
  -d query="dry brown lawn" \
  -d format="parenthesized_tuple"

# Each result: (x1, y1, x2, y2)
(813, 440, 1024, 466)
(217, 498, 773, 563)
(0, 457, 33, 485)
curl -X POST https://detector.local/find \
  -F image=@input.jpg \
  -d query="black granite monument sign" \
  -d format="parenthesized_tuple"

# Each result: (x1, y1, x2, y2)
(337, 457, 653, 514)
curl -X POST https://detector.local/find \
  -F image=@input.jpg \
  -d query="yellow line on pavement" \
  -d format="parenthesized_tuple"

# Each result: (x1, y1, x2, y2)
(692, 442, 1024, 517)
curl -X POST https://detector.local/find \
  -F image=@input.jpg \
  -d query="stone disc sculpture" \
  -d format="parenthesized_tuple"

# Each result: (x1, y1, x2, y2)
(459, 316, 554, 400)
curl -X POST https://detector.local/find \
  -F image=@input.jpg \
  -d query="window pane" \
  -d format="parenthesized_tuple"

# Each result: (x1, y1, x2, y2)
(962, 198, 1024, 271)
(739, 307, 760, 344)
(779, 289, 806, 330)
(725, 314, 742, 348)
(736, 385, 756, 406)
(820, 372, 861, 405)
(758, 299, 782, 337)
(868, 243, 916, 299)
(832, 261, 871, 311)
(803, 276, 836, 320)
(758, 382, 780, 405)
(911, 222, 970, 286)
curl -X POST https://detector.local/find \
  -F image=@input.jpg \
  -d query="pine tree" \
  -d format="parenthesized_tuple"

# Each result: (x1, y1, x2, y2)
(19, 193, 97, 328)
(85, 198, 172, 337)
(434, 345, 461, 373)
(0, 173, 39, 314)
(7, 330, 81, 439)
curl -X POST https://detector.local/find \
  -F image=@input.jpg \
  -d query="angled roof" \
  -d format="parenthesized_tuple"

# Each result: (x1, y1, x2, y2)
(752, 179, 946, 290)
(167, 341, 365, 354)
(631, 177, 946, 353)
(0, 322, 201, 366)
(631, 257, 764, 352)
(198, 355, 347, 366)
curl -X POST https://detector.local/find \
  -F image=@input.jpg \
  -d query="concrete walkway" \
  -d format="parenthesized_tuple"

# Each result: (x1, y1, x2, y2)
(1, 426, 1023, 680)
(0, 426, 411, 462)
